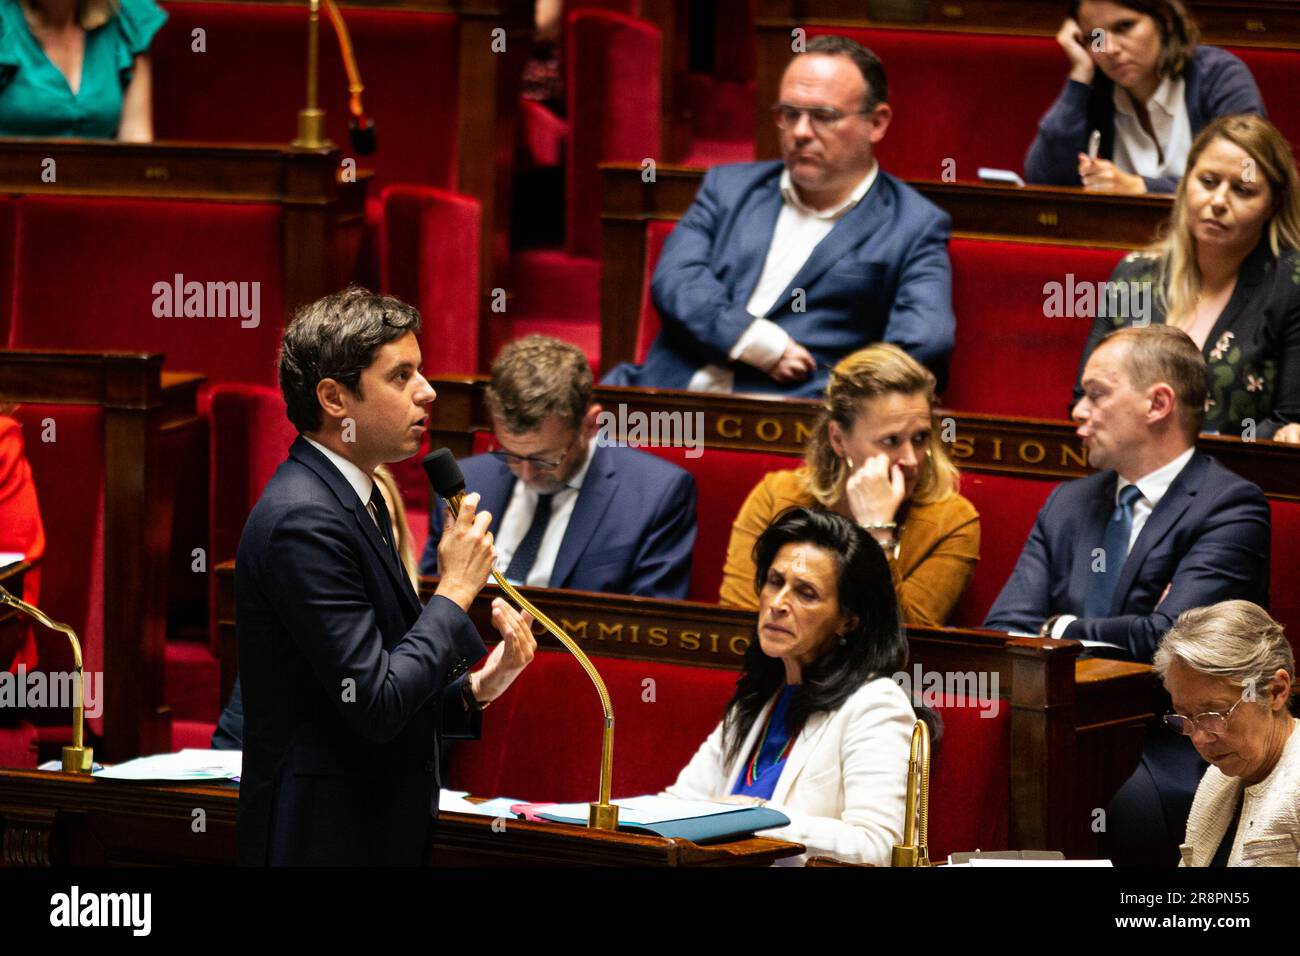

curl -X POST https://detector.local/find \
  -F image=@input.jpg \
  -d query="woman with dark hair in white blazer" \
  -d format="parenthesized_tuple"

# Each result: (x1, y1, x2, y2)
(663, 506, 915, 866)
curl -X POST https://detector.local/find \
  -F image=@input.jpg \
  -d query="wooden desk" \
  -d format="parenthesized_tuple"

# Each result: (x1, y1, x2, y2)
(0, 138, 366, 320)
(598, 162, 1172, 370)
(0, 351, 205, 759)
(0, 769, 802, 866)
(425, 375, 1300, 502)
(211, 564, 1154, 856)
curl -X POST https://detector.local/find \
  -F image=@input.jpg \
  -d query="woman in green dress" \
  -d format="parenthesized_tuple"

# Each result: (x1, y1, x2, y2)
(0, 0, 166, 140)
(1074, 113, 1300, 443)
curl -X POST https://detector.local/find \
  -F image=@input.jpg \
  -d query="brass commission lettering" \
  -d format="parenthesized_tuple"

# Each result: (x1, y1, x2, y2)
(755, 418, 782, 443)
(1019, 440, 1046, 464)
(715, 416, 742, 439)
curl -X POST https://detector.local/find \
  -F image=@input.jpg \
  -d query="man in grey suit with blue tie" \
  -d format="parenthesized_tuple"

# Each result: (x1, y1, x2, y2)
(985, 324, 1271, 864)
(603, 34, 954, 397)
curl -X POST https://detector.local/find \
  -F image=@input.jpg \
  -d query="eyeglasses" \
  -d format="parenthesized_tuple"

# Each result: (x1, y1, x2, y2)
(1163, 696, 1251, 738)
(772, 103, 870, 132)
(489, 432, 581, 472)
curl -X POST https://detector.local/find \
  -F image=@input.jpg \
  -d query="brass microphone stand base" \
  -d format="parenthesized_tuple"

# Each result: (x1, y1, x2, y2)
(588, 801, 619, 831)
(292, 109, 331, 149)
(62, 745, 94, 774)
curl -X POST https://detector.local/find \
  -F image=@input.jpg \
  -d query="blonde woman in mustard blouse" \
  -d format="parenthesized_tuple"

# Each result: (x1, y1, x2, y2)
(719, 344, 979, 626)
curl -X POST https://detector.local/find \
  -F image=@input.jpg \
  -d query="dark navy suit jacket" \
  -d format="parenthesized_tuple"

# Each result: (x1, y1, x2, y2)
(603, 160, 954, 397)
(236, 436, 487, 866)
(419, 444, 696, 599)
(983, 451, 1271, 663)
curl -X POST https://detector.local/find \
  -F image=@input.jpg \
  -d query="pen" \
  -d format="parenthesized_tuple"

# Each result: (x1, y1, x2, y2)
(1087, 129, 1101, 161)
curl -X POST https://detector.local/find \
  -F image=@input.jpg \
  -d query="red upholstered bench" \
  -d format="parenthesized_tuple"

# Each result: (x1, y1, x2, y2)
(447, 648, 1009, 860)
(946, 238, 1127, 418)
(1225, 46, 1300, 158)
(949, 472, 1056, 628)
(6, 195, 285, 388)
(804, 26, 1063, 180)
(153, 2, 460, 192)
(1268, 498, 1300, 655)
(639, 444, 801, 602)
(10, 406, 105, 753)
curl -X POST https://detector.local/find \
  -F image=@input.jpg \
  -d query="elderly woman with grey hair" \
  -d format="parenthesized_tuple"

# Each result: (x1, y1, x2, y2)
(1154, 600, 1299, 866)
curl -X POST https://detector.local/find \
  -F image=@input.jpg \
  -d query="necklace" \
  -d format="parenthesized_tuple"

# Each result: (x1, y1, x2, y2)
(744, 693, 796, 786)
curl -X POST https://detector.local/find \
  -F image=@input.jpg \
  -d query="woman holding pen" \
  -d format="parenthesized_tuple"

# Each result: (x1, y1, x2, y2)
(1024, 0, 1265, 194)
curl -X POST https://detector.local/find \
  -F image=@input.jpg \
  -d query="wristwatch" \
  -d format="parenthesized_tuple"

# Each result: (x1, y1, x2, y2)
(461, 677, 491, 713)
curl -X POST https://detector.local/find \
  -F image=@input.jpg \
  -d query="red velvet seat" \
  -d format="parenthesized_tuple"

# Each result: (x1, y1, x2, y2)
(448, 649, 737, 801)
(11, 405, 105, 747)
(947, 238, 1127, 417)
(804, 27, 1063, 181)
(928, 694, 1010, 860)
(7, 196, 284, 388)
(448, 649, 1009, 859)
(639, 444, 801, 602)
(949, 472, 1056, 628)
(1268, 498, 1300, 655)
(153, 2, 460, 192)
(634, 218, 675, 362)
(1226, 47, 1300, 157)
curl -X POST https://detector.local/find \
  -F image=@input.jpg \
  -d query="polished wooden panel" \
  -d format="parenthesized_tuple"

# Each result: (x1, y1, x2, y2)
(598, 162, 1172, 369)
(212, 562, 1152, 856)
(0, 768, 801, 866)
(423, 375, 1300, 501)
(0, 350, 206, 759)
(0, 138, 366, 319)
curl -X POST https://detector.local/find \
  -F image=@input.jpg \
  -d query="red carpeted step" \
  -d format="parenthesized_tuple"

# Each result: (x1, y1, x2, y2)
(170, 720, 219, 752)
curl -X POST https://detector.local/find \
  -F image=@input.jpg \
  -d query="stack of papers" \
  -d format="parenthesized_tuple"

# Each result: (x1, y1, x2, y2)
(62, 749, 244, 782)
(438, 790, 529, 817)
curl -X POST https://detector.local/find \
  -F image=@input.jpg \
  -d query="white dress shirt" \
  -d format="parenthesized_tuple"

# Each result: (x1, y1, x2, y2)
(304, 435, 375, 509)
(494, 438, 598, 587)
(1111, 75, 1193, 183)
(1050, 446, 1196, 636)
(687, 163, 880, 393)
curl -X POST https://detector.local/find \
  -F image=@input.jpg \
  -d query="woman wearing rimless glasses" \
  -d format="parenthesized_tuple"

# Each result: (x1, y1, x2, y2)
(1154, 600, 1298, 866)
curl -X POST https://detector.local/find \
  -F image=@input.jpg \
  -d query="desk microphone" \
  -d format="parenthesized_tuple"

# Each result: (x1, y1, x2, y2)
(422, 449, 619, 830)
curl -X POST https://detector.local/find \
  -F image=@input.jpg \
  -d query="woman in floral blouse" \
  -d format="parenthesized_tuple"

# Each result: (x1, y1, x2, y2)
(1074, 114, 1300, 442)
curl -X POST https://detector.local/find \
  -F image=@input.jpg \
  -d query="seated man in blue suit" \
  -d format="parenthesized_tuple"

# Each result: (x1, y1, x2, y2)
(603, 34, 954, 398)
(984, 324, 1271, 865)
(420, 335, 697, 597)
(236, 288, 537, 865)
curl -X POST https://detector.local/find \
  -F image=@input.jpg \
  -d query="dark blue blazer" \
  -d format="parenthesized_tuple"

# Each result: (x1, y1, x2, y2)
(236, 436, 487, 866)
(983, 451, 1270, 662)
(603, 160, 954, 397)
(419, 444, 697, 599)
(1024, 45, 1265, 194)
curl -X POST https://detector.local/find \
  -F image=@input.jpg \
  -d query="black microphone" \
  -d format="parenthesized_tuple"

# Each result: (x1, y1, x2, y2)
(422, 448, 466, 513)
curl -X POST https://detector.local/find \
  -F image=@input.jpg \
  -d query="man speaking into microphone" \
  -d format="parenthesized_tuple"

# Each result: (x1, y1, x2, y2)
(236, 288, 535, 866)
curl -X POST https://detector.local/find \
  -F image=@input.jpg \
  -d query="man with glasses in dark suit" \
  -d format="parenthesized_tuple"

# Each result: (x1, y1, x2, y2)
(420, 335, 697, 599)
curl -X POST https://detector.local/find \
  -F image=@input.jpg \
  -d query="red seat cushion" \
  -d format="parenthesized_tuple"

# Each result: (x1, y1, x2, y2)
(635, 219, 675, 363)
(566, 10, 661, 258)
(153, 2, 459, 190)
(12, 405, 105, 735)
(164, 640, 221, 723)
(949, 472, 1056, 628)
(947, 238, 1127, 417)
(9, 196, 284, 387)
(928, 694, 1010, 859)
(1227, 47, 1300, 157)
(806, 27, 1062, 180)
(448, 649, 738, 801)
(0, 721, 38, 769)
(639, 445, 801, 602)
(1268, 498, 1300, 657)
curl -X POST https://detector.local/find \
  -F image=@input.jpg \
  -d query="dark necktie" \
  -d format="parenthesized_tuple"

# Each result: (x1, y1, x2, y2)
(1085, 483, 1143, 618)
(505, 493, 555, 585)
(367, 486, 398, 561)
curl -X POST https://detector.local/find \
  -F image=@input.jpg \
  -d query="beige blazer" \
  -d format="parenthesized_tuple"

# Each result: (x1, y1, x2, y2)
(662, 677, 915, 866)
(1180, 718, 1300, 867)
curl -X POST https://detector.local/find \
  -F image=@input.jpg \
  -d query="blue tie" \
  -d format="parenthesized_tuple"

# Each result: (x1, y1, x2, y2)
(1085, 483, 1143, 618)
(505, 493, 555, 585)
